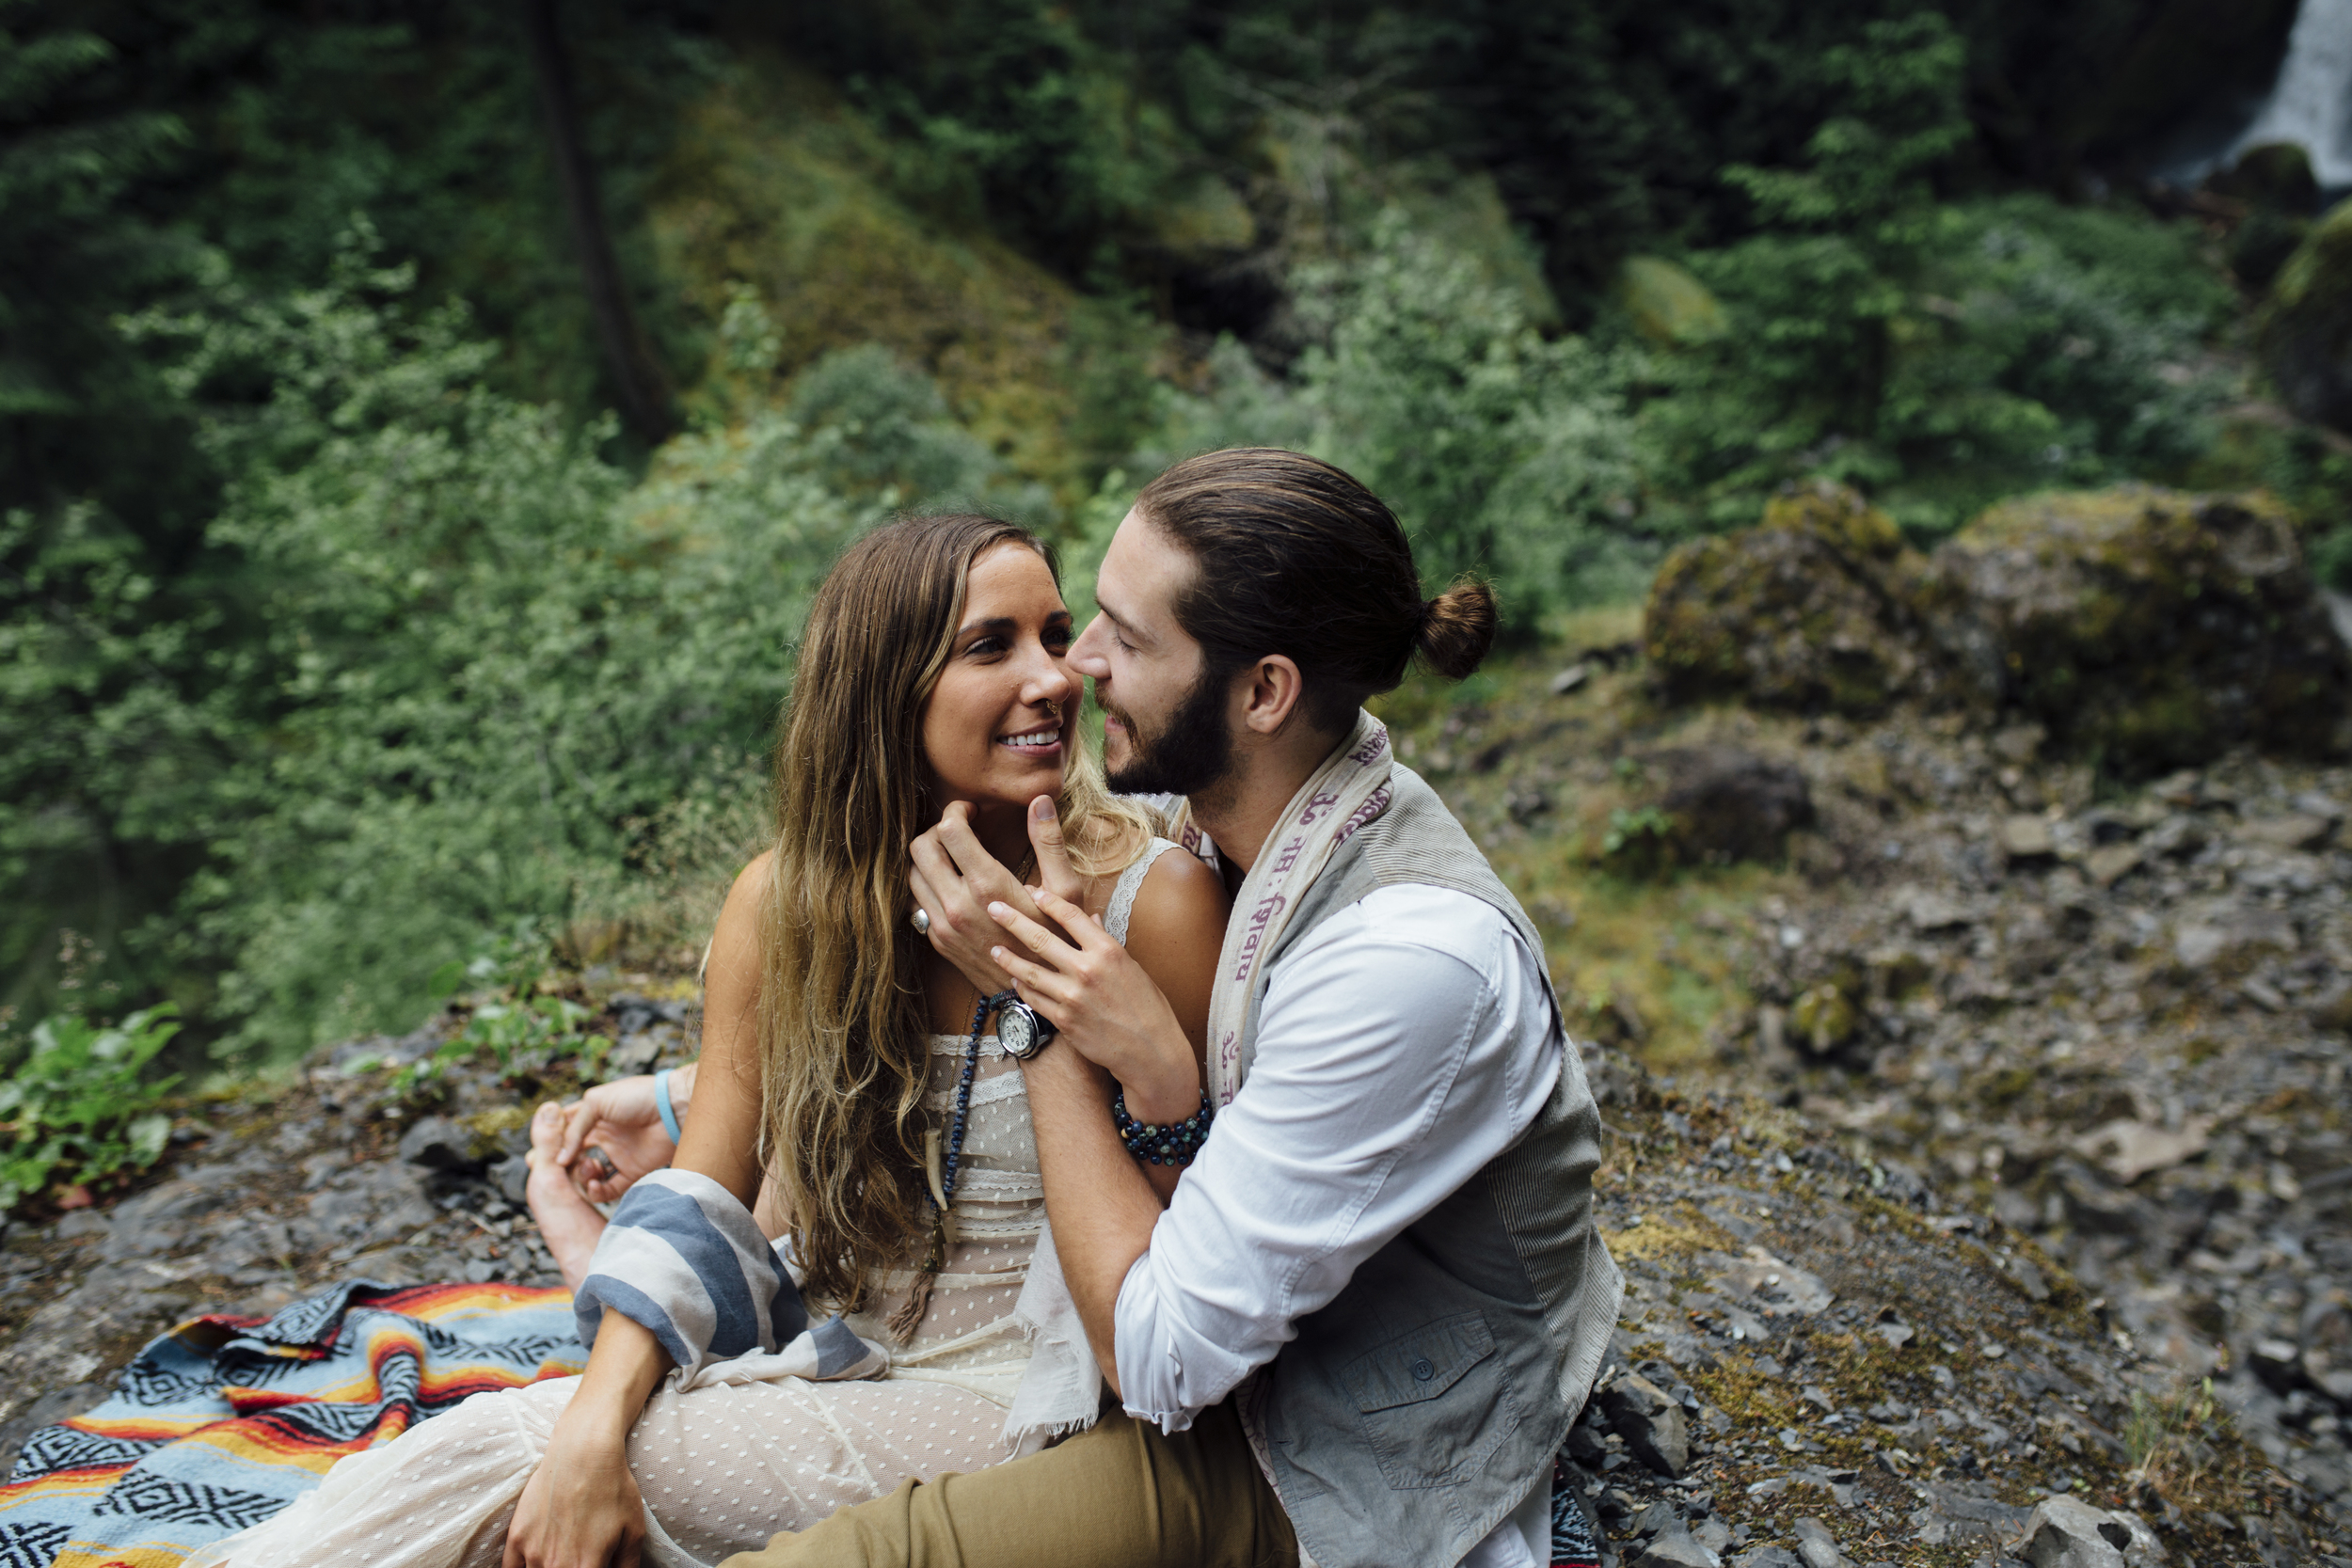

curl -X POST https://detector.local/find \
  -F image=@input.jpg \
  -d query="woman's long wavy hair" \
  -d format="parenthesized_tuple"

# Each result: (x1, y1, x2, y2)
(757, 514, 1151, 1312)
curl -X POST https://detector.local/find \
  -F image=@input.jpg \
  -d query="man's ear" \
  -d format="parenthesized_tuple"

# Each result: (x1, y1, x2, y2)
(1236, 654, 1308, 736)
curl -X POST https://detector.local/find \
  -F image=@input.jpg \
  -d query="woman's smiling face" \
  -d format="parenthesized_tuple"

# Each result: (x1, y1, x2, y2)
(921, 541, 1076, 808)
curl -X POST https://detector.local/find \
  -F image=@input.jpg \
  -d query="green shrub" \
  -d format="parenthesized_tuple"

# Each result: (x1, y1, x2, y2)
(0, 1004, 181, 1212)
(1295, 214, 1646, 618)
(1636, 15, 2233, 539)
(1138, 216, 1645, 626)
(104, 240, 926, 1060)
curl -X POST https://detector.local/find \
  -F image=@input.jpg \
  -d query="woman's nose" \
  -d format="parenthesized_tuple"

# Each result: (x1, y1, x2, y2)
(1023, 642, 1076, 706)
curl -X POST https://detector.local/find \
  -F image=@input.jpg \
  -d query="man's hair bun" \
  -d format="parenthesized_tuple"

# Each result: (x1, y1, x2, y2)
(1415, 579, 1497, 681)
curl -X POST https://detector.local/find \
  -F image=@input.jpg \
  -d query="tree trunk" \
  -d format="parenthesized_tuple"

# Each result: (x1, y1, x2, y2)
(517, 0, 675, 444)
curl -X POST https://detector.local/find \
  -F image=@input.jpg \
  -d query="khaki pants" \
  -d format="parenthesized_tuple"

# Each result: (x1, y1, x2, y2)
(717, 1402, 1298, 1568)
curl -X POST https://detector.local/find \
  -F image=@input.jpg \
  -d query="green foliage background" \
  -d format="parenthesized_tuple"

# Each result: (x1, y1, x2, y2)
(1, 0, 2337, 1078)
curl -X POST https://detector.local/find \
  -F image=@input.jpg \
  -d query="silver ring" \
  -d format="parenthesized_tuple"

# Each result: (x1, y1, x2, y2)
(912, 908, 931, 936)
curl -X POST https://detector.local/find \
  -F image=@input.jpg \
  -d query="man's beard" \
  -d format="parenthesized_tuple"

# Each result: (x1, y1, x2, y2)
(1103, 664, 1236, 798)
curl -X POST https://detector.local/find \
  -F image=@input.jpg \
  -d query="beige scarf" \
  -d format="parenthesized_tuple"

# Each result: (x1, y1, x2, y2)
(1166, 710, 1397, 1107)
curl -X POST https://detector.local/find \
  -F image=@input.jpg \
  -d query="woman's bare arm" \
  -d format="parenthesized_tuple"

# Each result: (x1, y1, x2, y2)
(502, 854, 772, 1568)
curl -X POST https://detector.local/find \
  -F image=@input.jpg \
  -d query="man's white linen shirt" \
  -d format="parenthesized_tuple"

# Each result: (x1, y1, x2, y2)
(1111, 881, 1565, 1568)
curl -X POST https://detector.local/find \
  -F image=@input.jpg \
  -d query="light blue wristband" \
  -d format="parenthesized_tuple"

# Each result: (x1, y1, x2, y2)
(654, 1068, 684, 1145)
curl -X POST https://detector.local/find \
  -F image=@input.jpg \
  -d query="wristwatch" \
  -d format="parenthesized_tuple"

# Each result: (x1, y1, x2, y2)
(996, 998, 1058, 1060)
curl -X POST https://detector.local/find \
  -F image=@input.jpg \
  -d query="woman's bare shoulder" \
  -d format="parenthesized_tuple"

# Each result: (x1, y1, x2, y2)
(708, 851, 775, 958)
(1121, 847, 1229, 959)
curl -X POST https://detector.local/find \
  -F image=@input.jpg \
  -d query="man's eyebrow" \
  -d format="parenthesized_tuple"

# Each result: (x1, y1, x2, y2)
(1095, 596, 1150, 644)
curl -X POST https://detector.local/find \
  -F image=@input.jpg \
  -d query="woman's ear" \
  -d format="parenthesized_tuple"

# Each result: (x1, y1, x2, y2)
(1239, 655, 1308, 736)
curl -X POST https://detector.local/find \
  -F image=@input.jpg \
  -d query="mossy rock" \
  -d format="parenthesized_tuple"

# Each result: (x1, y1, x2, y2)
(2210, 142, 2322, 215)
(1615, 256, 1724, 348)
(1789, 984, 1857, 1055)
(1644, 481, 1942, 716)
(1920, 485, 2352, 772)
(2259, 197, 2352, 434)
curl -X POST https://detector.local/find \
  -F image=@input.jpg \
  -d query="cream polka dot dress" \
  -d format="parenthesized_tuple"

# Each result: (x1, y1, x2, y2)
(187, 843, 1180, 1568)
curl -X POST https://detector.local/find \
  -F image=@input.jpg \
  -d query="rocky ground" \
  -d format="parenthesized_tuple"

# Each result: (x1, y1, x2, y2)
(1396, 667, 2352, 1562)
(0, 985, 699, 1475)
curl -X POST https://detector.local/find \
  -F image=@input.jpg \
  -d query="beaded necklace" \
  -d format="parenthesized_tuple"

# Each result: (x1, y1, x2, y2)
(942, 986, 1013, 1222)
(888, 983, 1014, 1341)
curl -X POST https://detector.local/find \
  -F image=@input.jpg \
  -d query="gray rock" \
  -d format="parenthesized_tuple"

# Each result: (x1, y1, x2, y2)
(101, 1168, 246, 1260)
(2237, 812, 2334, 851)
(1646, 747, 1816, 865)
(1630, 1522, 1722, 1568)
(1731, 1550, 1804, 1568)
(2171, 899, 2297, 973)
(0, 1382, 100, 1476)
(2018, 1496, 2135, 1568)
(1700, 1248, 1833, 1316)
(608, 1033, 665, 1075)
(1904, 889, 1975, 932)
(2249, 1336, 2308, 1395)
(1550, 663, 1593, 695)
(1629, 1500, 1680, 1538)
(1909, 1482, 2033, 1549)
(1999, 815, 2056, 862)
(397, 1117, 493, 1173)
(491, 1155, 531, 1206)
(1600, 1372, 1691, 1477)
(1790, 1517, 1846, 1568)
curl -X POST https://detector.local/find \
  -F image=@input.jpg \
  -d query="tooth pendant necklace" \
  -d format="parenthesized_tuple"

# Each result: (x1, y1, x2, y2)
(896, 983, 1010, 1341)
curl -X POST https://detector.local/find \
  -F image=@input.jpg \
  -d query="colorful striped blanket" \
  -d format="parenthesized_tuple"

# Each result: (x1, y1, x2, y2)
(0, 1279, 584, 1568)
(0, 1275, 1602, 1568)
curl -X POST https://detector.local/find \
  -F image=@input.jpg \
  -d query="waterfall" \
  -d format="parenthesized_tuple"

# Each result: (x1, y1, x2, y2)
(2223, 0, 2352, 187)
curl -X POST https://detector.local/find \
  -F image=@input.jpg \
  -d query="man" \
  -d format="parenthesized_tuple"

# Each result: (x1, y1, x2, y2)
(733, 448, 1621, 1568)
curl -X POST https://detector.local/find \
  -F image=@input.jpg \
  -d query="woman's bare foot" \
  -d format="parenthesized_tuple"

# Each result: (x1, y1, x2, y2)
(526, 1101, 609, 1292)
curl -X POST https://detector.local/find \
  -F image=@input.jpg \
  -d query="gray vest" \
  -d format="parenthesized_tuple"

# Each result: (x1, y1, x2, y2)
(1233, 767, 1622, 1568)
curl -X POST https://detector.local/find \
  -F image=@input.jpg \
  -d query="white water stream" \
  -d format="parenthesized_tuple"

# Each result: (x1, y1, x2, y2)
(2218, 0, 2352, 188)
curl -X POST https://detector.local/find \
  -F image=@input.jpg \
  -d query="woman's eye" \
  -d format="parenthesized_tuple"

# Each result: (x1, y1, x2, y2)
(967, 637, 1006, 657)
(1044, 626, 1073, 651)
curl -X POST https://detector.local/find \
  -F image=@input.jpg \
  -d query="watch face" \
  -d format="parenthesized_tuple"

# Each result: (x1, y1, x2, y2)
(1000, 1006, 1041, 1059)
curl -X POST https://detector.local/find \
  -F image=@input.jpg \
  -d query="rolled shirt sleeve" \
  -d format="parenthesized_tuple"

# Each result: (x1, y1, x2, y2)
(1112, 883, 1562, 1431)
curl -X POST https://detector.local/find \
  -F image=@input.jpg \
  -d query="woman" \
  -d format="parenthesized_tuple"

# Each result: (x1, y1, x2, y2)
(190, 514, 1229, 1568)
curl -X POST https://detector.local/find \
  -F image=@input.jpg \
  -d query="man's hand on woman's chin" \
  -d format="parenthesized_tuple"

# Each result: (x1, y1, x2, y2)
(908, 797, 1085, 997)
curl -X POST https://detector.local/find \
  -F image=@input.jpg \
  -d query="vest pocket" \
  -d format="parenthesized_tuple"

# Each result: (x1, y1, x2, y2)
(1341, 1312, 1520, 1489)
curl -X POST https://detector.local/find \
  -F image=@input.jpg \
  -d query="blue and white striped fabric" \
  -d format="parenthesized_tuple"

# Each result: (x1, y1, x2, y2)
(575, 1168, 884, 1386)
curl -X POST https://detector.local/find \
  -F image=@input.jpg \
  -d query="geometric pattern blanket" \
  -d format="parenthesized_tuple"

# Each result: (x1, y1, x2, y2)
(0, 1275, 1600, 1568)
(0, 1280, 583, 1568)
(1547, 1453, 1601, 1568)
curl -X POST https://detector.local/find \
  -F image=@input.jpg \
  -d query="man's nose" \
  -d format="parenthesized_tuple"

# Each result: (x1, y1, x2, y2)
(1068, 615, 1111, 678)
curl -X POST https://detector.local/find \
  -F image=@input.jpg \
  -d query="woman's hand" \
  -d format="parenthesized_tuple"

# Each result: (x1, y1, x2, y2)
(501, 1418, 646, 1568)
(987, 886, 1200, 1124)
(548, 1068, 693, 1205)
(909, 798, 1086, 995)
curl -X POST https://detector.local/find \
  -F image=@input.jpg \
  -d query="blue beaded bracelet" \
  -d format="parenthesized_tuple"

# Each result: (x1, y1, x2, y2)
(1111, 1089, 1215, 1167)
